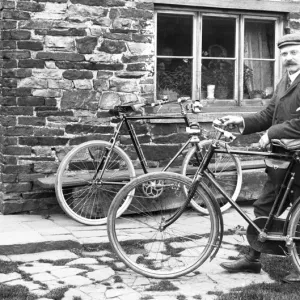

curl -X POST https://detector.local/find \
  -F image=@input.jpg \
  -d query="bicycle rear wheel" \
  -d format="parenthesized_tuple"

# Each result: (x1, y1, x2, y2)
(107, 172, 219, 279)
(287, 205, 300, 273)
(182, 140, 242, 214)
(55, 140, 135, 225)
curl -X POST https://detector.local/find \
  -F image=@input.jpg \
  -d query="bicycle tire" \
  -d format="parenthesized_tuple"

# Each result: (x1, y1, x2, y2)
(107, 172, 219, 279)
(182, 140, 242, 214)
(287, 205, 300, 273)
(55, 140, 135, 225)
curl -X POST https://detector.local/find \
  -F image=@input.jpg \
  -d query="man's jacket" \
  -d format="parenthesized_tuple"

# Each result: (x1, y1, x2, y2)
(243, 72, 300, 187)
(243, 72, 300, 139)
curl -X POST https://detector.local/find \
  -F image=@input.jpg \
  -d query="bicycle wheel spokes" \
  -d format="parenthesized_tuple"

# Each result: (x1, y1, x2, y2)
(108, 172, 219, 278)
(56, 141, 135, 225)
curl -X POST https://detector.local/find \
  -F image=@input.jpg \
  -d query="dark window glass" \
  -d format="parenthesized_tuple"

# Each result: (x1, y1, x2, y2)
(201, 17, 236, 99)
(157, 14, 193, 100)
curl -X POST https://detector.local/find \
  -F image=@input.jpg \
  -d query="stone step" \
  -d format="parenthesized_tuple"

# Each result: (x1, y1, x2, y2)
(36, 160, 265, 189)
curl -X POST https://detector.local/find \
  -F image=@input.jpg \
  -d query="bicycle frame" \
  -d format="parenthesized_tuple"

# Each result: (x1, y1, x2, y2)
(164, 128, 300, 245)
(97, 103, 203, 184)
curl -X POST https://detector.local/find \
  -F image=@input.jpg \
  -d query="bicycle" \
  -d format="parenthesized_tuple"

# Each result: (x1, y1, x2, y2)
(107, 121, 300, 279)
(55, 100, 242, 225)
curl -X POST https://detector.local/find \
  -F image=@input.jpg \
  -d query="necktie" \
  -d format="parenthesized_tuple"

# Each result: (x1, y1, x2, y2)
(286, 77, 291, 90)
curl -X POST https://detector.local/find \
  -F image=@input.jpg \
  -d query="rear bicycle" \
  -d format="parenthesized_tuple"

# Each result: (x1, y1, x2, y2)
(107, 172, 220, 279)
(54, 101, 174, 225)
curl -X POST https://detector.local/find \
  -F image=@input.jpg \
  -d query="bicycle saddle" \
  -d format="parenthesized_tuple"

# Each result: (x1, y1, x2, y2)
(272, 138, 300, 151)
(108, 105, 135, 116)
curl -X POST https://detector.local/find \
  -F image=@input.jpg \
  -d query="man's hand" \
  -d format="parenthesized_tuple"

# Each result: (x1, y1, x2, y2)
(258, 132, 270, 148)
(218, 115, 244, 127)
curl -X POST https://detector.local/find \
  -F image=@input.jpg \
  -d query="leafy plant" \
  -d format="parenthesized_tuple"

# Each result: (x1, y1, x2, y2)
(157, 60, 192, 96)
(244, 65, 253, 82)
(249, 89, 265, 99)
(204, 60, 233, 87)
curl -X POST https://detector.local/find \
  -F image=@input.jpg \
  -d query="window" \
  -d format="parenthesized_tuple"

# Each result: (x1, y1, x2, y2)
(155, 9, 283, 106)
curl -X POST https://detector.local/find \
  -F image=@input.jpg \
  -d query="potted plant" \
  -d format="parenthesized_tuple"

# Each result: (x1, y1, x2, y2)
(250, 89, 265, 99)
(205, 60, 234, 99)
(157, 60, 192, 100)
(244, 65, 254, 96)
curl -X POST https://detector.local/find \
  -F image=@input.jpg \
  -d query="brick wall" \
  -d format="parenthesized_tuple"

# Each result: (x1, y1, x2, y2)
(1, 0, 300, 214)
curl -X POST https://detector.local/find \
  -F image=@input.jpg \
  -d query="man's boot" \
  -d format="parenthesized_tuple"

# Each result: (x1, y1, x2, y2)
(282, 272, 300, 283)
(220, 248, 261, 274)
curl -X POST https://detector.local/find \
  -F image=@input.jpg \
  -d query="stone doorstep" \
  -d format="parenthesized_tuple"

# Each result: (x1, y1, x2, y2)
(35, 160, 265, 189)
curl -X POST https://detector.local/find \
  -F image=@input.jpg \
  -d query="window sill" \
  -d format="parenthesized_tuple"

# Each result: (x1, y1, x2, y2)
(147, 100, 266, 124)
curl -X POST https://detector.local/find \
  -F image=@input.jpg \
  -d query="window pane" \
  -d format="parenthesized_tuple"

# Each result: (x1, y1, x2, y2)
(157, 14, 193, 56)
(202, 59, 234, 99)
(157, 58, 192, 100)
(201, 16, 236, 99)
(243, 60, 274, 99)
(156, 13, 193, 100)
(202, 16, 236, 58)
(244, 20, 275, 59)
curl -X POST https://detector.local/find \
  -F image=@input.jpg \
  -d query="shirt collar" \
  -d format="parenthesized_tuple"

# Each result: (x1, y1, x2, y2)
(289, 69, 300, 83)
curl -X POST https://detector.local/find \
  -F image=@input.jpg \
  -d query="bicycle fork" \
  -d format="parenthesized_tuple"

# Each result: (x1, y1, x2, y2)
(161, 138, 217, 231)
(92, 120, 124, 183)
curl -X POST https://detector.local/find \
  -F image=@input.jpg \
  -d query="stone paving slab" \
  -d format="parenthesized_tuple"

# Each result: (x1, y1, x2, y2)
(0, 206, 279, 299)
(1, 244, 270, 300)
(0, 206, 254, 255)
(8, 250, 78, 262)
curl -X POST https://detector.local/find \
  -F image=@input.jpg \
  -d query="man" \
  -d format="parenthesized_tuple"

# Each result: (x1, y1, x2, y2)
(219, 32, 300, 283)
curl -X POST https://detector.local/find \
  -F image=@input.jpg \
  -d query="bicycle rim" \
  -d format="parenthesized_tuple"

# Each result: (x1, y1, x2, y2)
(107, 172, 219, 279)
(55, 140, 135, 225)
(182, 140, 242, 214)
(287, 207, 300, 273)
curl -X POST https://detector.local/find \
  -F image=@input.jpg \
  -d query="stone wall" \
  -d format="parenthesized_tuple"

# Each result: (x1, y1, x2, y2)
(1, 0, 157, 214)
(1, 0, 300, 214)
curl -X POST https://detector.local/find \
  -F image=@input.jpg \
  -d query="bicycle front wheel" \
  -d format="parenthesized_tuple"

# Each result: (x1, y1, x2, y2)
(182, 140, 242, 214)
(287, 205, 300, 273)
(55, 140, 135, 225)
(107, 172, 219, 279)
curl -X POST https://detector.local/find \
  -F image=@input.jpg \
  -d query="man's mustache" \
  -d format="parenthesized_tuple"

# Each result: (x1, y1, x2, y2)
(285, 62, 298, 66)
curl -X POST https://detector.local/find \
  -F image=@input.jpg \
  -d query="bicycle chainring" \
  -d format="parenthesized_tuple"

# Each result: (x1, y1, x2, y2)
(142, 180, 164, 198)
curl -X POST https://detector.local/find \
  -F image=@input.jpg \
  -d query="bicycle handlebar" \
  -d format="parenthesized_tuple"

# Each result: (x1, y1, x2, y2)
(212, 120, 237, 143)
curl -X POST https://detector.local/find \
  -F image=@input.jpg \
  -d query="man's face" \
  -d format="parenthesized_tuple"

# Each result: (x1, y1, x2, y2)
(280, 44, 300, 74)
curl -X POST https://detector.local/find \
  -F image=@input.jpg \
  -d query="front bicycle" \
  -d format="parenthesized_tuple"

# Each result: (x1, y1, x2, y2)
(107, 120, 237, 278)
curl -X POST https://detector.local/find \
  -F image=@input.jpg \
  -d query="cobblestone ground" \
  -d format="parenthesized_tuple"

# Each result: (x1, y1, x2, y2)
(0, 233, 274, 300)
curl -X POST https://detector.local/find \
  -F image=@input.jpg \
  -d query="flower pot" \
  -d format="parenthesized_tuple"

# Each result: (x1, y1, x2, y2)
(207, 85, 215, 100)
(251, 93, 262, 99)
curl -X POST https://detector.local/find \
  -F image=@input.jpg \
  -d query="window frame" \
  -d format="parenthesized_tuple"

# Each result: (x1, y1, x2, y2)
(154, 6, 284, 107)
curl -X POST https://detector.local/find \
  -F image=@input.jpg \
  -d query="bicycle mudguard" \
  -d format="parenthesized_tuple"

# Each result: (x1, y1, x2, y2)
(200, 181, 224, 261)
(284, 196, 300, 234)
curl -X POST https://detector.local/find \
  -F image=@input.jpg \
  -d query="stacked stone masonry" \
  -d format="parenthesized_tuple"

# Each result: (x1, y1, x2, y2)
(1, 0, 300, 214)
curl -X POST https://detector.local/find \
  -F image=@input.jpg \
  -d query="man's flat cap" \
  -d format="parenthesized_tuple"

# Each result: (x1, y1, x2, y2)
(278, 32, 300, 48)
